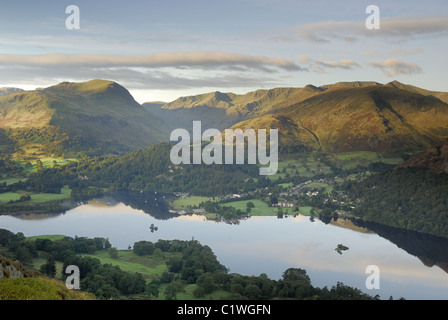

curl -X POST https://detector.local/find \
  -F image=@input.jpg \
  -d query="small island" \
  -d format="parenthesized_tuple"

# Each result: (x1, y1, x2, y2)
(335, 244, 349, 255)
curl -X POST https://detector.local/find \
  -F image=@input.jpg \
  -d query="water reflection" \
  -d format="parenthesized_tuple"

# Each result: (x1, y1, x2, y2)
(353, 220, 448, 274)
(1, 190, 448, 299)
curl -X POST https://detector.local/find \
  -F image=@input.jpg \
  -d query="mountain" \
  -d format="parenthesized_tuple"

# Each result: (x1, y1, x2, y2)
(229, 82, 448, 153)
(0, 87, 23, 97)
(143, 86, 322, 131)
(400, 139, 448, 174)
(0, 80, 172, 157)
(145, 81, 448, 153)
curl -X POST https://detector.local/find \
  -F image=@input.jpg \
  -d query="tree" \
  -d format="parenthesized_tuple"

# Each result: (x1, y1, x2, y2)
(35, 159, 44, 172)
(40, 257, 56, 277)
(133, 241, 155, 256)
(164, 281, 183, 300)
(108, 247, 118, 259)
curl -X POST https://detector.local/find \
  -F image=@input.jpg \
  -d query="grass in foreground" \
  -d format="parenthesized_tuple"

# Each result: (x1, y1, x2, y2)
(0, 277, 95, 300)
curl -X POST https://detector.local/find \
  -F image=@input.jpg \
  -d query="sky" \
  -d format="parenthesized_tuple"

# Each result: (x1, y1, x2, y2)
(0, 0, 447, 103)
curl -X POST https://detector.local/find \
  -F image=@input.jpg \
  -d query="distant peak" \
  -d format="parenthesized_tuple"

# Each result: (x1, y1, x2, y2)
(304, 84, 324, 92)
(385, 80, 406, 88)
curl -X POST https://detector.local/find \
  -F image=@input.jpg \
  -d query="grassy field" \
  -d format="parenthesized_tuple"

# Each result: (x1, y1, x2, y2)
(27, 235, 67, 241)
(80, 250, 173, 282)
(269, 157, 332, 181)
(0, 177, 27, 185)
(306, 182, 334, 193)
(297, 206, 314, 216)
(0, 185, 72, 204)
(224, 199, 278, 216)
(172, 196, 214, 209)
(334, 151, 403, 169)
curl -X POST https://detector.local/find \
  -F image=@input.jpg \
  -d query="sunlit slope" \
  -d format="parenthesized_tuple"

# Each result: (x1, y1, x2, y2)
(0, 80, 171, 157)
(230, 85, 448, 153)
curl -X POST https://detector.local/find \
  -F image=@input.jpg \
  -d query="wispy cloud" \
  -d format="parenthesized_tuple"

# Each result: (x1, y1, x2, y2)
(0, 51, 307, 91)
(315, 59, 360, 69)
(0, 52, 304, 73)
(367, 59, 423, 77)
(297, 55, 360, 72)
(269, 15, 448, 44)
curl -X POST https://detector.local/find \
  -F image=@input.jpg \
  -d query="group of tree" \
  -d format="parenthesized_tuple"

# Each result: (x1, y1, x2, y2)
(0, 229, 146, 300)
(341, 167, 448, 239)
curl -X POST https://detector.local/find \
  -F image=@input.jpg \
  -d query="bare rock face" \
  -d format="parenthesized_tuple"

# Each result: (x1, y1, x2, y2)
(400, 139, 448, 174)
(0, 256, 40, 279)
(0, 256, 24, 279)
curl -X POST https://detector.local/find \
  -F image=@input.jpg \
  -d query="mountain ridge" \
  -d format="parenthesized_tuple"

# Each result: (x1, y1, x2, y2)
(0, 80, 172, 157)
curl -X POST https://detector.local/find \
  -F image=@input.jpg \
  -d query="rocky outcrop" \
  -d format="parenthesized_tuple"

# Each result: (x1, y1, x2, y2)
(0, 256, 40, 279)
(400, 139, 448, 174)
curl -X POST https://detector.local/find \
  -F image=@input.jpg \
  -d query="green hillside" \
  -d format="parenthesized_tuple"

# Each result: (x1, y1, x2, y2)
(0, 277, 95, 300)
(0, 80, 172, 158)
(145, 86, 322, 131)
(230, 84, 448, 153)
(145, 81, 448, 154)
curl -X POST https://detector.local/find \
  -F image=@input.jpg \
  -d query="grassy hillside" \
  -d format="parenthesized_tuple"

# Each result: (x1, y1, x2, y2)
(0, 277, 95, 300)
(145, 80, 448, 154)
(145, 86, 323, 131)
(0, 80, 172, 158)
(231, 85, 448, 153)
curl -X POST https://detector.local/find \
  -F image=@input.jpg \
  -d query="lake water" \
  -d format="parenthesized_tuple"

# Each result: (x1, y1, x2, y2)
(1, 191, 448, 300)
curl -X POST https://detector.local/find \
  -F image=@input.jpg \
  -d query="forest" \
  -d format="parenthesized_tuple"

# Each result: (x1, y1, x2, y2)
(341, 167, 448, 239)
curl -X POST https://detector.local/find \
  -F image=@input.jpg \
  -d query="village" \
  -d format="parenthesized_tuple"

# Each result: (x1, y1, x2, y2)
(169, 175, 358, 220)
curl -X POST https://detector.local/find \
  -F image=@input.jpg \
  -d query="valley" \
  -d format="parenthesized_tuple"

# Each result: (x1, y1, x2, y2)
(0, 79, 447, 300)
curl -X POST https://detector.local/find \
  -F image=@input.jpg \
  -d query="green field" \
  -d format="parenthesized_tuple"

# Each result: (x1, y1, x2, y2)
(172, 196, 214, 209)
(297, 206, 314, 216)
(0, 177, 27, 185)
(334, 151, 403, 169)
(27, 235, 67, 241)
(0, 185, 72, 204)
(80, 250, 172, 282)
(270, 157, 332, 181)
(224, 199, 278, 216)
(306, 182, 333, 193)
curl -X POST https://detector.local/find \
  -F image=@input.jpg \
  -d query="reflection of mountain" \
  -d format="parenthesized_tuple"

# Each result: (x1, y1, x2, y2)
(329, 218, 375, 234)
(110, 190, 177, 220)
(353, 219, 448, 274)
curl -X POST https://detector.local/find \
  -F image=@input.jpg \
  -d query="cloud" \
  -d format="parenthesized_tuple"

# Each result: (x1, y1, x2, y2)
(362, 48, 424, 57)
(0, 63, 285, 91)
(0, 52, 304, 73)
(270, 15, 448, 44)
(315, 59, 360, 69)
(296, 56, 360, 72)
(366, 59, 423, 77)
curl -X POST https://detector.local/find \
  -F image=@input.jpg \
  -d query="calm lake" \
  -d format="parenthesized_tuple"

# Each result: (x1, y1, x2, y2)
(1, 190, 448, 300)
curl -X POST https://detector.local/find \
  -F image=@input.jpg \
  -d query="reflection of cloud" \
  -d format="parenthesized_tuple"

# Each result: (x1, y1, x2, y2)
(367, 59, 423, 77)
